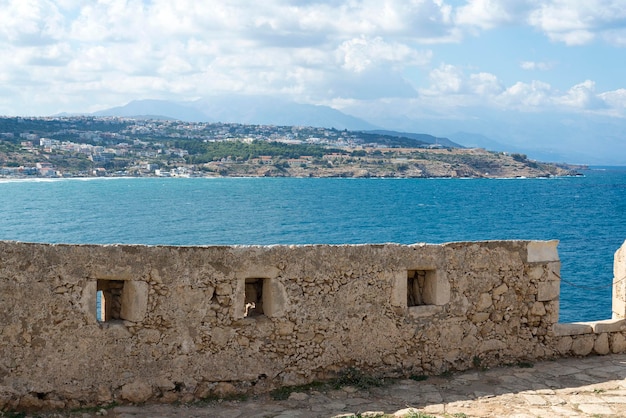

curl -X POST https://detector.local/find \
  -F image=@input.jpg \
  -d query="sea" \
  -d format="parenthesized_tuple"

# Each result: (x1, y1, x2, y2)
(1, 167, 625, 323)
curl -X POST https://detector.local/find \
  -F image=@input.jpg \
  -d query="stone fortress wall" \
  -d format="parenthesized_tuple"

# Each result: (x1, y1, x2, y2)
(1, 239, 626, 411)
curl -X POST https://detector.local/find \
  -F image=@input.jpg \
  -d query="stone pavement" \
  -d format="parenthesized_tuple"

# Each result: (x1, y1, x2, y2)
(19, 354, 626, 418)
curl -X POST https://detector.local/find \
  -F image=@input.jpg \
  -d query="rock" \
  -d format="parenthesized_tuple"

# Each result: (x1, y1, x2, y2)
(537, 281, 560, 302)
(120, 380, 153, 403)
(193, 382, 213, 399)
(611, 333, 626, 353)
(288, 391, 309, 401)
(18, 394, 43, 410)
(571, 336, 594, 356)
(96, 386, 113, 403)
(471, 312, 490, 323)
(556, 336, 573, 355)
(530, 302, 547, 316)
(476, 293, 492, 311)
(594, 333, 610, 355)
(215, 283, 232, 296)
(213, 382, 237, 398)
(492, 283, 508, 298)
(393, 407, 421, 417)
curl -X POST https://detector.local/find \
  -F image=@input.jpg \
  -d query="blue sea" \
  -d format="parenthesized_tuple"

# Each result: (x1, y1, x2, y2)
(1, 168, 625, 323)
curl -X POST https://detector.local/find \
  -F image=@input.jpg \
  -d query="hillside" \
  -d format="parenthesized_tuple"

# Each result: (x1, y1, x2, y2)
(204, 147, 582, 178)
(0, 116, 583, 179)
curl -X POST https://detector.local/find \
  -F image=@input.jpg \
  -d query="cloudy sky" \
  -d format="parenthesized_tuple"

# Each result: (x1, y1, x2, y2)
(2, 0, 626, 161)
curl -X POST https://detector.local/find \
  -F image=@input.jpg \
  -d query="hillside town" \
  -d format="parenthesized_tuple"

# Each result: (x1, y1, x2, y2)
(0, 116, 582, 179)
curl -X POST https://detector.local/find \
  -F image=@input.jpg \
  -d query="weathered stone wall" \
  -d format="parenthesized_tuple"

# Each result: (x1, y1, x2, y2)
(0, 239, 624, 411)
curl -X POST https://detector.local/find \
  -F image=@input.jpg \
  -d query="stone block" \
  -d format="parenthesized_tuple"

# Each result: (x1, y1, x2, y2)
(528, 266, 544, 280)
(215, 283, 232, 296)
(81, 281, 97, 321)
(544, 300, 560, 324)
(408, 305, 442, 319)
(593, 333, 610, 355)
(471, 312, 490, 323)
(613, 295, 626, 319)
(263, 278, 288, 317)
(492, 283, 508, 297)
(552, 323, 593, 336)
(120, 380, 152, 403)
(429, 270, 450, 306)
(611, 333, 626, 353)
(476, 292, 492, 311)
(527, 240, 559, 263)
(556, 336, 573, 354)
(615, 241, 626, 280)
(103, 321, 132, 338)
(547, 262, 560, 278)
(213, 382, 237, 398)
(537, 281, 560, 302)
(530, 301, 547, 316)
(390, 271, 407, 308)
(120, 280, 149, 322)
(571, 335, 594, 356)
(589, 319, 626, 333)
(478, 339, 506, 352)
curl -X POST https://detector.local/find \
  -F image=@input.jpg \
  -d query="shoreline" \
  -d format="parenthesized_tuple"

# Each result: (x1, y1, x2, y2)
(0, 172, 587, 182)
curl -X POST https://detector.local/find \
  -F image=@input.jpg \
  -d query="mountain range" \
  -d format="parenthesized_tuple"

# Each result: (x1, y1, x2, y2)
(87, 96, 626, 164)
(93, 97, 379, 131)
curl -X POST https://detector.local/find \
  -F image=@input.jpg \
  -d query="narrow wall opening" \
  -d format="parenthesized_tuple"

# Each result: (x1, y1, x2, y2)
(96, 279, 124, 322)
(244, 278, 265, 317)
(407, 269, 437, 306)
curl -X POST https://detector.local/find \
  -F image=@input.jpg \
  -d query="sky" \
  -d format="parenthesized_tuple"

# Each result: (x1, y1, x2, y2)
(1, 0, 626, 162)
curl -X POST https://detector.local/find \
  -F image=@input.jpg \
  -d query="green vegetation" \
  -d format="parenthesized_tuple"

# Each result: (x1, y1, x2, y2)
(270, 367, 386, 401)
(516, 361, 534, 368)
(183, 140, 340, 164)
(511, 153, 528, 162)
(404, 412, 437, 418)
(269, 381, 328, 401)
(0, 412, 26, 418)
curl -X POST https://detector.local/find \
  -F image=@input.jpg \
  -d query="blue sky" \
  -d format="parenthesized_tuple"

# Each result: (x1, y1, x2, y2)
(1, 0, 626, 162)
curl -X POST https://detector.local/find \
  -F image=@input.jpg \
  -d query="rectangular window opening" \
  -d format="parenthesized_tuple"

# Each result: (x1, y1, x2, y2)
(96, 279, 125, 322)
(407, 269, 436, 307)
(244, 278, 265, 317)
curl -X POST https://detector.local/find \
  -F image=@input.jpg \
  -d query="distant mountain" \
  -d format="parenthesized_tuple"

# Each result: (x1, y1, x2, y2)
(365, 130, 463, 148)
(93, 99, 212, 122)
(340, 103, 626, 165)
(91, 96, 379, 131)
(192, 95, 379, 131)
(444, 132, 505, 150)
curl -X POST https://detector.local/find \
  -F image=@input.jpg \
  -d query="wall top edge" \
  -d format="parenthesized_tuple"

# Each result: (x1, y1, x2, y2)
(0, 239, 557, 250)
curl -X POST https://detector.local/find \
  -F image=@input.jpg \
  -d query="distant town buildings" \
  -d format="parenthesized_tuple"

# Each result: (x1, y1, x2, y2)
(0, 116, 401, 179)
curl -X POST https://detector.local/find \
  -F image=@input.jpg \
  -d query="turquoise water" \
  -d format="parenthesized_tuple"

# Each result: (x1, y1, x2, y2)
(1, 168, 625, 322)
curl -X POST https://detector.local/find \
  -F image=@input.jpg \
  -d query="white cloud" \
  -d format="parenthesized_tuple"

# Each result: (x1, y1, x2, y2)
(556, 80, 606, 110)
(599, 89, 626, 109)
(416, 64, 623, 116)
(469, 72, 504, 96)
(0, 0, 65, 46)
(0, 0, 625, 119)
(453, 0, 626, 47)
(421, 64, 465, 94)
(528, 0, 626, 46)
(337, 36, 432, 73)
(421, 65, 504, 97)
(455, 0, 522, 30)
(520, 61, 554, 71)
(0, 0, 453, 115)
